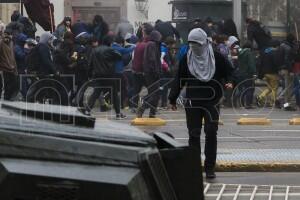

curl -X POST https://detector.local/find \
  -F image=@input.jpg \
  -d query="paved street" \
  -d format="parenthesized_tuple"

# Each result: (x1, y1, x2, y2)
(95, 107, 300, 164)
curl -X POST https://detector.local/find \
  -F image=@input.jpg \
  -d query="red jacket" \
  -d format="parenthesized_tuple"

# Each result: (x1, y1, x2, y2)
(132, 37, 149, 73)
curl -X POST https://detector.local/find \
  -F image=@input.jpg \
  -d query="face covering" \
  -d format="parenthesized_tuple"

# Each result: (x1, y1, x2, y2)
(187, 28, 216, 82)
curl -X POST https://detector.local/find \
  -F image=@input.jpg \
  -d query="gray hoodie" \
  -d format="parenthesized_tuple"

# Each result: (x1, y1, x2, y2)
(115, 17, 134, 39)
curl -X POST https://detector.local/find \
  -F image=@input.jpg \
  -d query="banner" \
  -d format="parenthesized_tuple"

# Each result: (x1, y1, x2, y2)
(24, 0, 55, 32)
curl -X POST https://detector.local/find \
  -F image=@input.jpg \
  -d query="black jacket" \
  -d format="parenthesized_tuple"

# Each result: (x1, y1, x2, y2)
(90, 45, 121, 77)
(279, 41, 297, 71)
(247, 21, 271, 50)
(36, 43, 56, 75)
(169, 51, 233, 106)
(259, 47, 280, 77)
(155, 21, 180, 41)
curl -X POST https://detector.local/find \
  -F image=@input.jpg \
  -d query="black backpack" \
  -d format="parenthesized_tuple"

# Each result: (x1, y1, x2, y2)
(26, 45, 40, 74)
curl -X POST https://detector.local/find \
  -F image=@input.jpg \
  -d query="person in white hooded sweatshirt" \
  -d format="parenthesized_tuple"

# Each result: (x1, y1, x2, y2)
(169, 28, 233, 179)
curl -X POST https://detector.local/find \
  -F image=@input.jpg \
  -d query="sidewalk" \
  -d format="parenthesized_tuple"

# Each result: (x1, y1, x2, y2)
(216, 149, 300, 172)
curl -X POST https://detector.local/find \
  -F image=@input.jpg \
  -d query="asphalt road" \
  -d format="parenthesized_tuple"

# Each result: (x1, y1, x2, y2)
(97, 107, 300, 150)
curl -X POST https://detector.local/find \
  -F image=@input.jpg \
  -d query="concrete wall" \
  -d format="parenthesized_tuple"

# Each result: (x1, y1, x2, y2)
(0, 3, 19, 24)
(247, 0, 300, 38)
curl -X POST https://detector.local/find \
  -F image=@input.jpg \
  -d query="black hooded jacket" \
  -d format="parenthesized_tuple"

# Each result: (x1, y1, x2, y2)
(169, 51, 233, 106)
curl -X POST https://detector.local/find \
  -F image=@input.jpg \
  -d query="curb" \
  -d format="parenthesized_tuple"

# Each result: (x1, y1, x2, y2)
(237, 118, 272, 125)
(215, 162, 300, 172)
(131, 118, 167, 126)
(289, 118, 300, 125)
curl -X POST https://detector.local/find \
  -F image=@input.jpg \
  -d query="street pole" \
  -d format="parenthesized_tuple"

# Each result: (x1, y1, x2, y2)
(287, 0, 291, 33)
(233, 0, 242, 38)
(20, 0, 24, 16)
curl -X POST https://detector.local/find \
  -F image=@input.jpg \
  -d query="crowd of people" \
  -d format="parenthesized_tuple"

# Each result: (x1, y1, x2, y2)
(1, 10, 300, 179)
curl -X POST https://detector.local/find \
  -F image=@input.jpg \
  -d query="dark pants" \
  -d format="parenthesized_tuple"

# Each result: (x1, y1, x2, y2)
(87, 78, 121, 114)
(159, 75, 172, 108)
(131, 73, 145, 108)
(235, 79, 255, 107)
(294, 75, 300, 107)
(140, 74, 160, 116)
(0, 71, 19, 101)
(115, 73, 127, 109)
(124, 71, 135, 108)
(185, 102, 220, 171)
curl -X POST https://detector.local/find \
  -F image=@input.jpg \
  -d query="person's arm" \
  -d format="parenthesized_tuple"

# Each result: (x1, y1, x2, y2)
(169, 57, 188, 105)
(247, 50, 257, 75)
(118, 45, 135, 55)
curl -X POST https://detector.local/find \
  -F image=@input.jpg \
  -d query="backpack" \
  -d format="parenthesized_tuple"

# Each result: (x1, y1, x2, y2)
(260, 23, 272, 38)
(25, 45, 40, 73)
(19, 17, 37, 38)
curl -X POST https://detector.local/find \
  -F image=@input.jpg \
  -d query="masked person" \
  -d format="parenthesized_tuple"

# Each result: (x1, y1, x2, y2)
(0, 30, 19, 100)
(169, 28, 233, 179)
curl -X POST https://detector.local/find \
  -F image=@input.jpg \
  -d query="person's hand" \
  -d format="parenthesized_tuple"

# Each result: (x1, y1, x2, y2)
(225, 83, 233, 89)
(170, 104, 177, 111)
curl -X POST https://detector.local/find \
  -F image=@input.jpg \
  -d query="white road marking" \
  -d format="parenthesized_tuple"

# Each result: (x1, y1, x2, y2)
(176, 136, 300, 140)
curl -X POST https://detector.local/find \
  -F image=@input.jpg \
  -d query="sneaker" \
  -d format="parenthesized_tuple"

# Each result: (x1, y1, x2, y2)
(206, 169, 216, 179)
(116, 113, 127, 120)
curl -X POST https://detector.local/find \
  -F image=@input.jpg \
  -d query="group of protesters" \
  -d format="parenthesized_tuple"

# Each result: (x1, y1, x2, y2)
(1, 10, 300, 180)
(0, 11, 300, 118)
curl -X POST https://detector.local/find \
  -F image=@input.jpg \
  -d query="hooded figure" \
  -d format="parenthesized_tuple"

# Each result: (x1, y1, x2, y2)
(187, 28, 216, 82)
(115, 17, 134, 39)
(136, 30, 162, 118)
(169, 28, 233, 180)
(35, 32, 57, 75)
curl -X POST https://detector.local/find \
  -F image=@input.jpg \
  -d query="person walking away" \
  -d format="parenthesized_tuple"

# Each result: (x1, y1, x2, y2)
(0, 29, 19, 100)
(136, 30, 163, 118)
(131, 23, 154, 112)
(112, 35, 136, 108)
(256, 40, 281, 107)
(53, 32, 77, 99)
(54, 16, 72, 42)
(169, 28, 233, 179)
(292, 42, 300, 110)
(123, 33, 138, 110)
(235, 42, 256, 108)
(278, 34, 297, 110)
(14, 33, 29, 98)
(246, 18, 272, 51)
(159, 36, 176, 109)
(115, 17, 134, 39)
(87, 35, 126, 119)
(91, 15, 109, 44)
(26, 32, 59, 103)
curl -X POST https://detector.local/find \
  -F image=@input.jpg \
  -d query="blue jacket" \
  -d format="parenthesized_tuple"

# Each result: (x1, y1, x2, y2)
(14, 33, 28, 72)
(112, 43, 135, 73)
